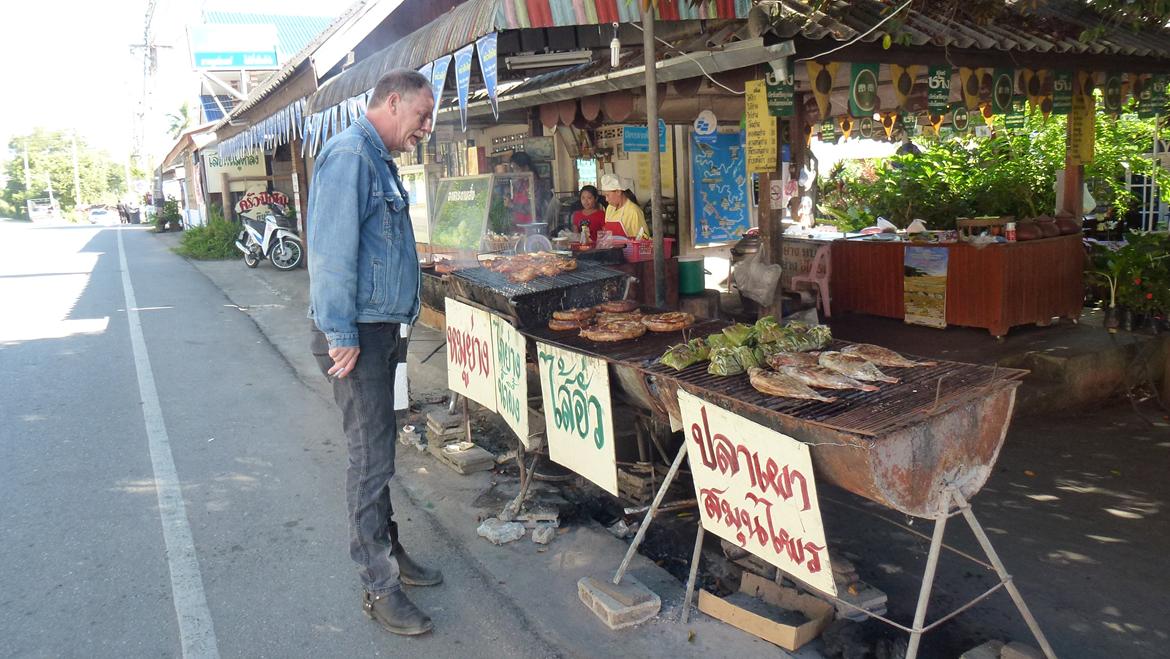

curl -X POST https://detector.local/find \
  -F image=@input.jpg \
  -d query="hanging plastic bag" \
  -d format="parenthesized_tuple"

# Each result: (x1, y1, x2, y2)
(733, 251, 782, 306)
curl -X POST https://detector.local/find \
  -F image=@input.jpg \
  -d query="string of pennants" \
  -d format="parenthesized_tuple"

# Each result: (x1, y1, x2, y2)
(764, 61, 1170, 142)
(217, 98, 307, 161)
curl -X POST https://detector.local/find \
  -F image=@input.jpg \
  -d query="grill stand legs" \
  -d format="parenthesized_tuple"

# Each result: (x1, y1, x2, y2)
(612, 441, 689, 586)
(824, 488, 1057, 659)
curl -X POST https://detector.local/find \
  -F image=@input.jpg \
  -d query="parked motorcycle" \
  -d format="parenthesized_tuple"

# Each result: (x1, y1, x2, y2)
(235, 213, 303, 270)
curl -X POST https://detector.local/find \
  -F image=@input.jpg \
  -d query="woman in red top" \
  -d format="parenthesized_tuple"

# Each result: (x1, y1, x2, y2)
(570, 185, 606, 243)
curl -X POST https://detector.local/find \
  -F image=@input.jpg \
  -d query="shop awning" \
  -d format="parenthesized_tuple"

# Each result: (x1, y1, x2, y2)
(308, 0, 754, 114)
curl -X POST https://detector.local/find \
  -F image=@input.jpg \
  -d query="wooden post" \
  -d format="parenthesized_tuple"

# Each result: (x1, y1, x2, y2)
(222, 173, 233, 221)
(289, 134, 310, 236)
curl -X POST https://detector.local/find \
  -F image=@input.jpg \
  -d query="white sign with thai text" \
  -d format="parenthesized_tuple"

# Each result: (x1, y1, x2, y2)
(444, 298, 496, 412)
(678, 388, 836, 596)
(490, 314, 529, 447)
(536, 342, 618, 496)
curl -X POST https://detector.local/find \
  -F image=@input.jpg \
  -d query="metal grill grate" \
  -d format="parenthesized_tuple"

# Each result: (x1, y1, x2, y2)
(448, 262, 628, 329)
(452, 262, 626, 300)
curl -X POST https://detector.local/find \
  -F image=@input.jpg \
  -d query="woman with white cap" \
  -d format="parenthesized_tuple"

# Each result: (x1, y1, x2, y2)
(598, 173, 650, 240)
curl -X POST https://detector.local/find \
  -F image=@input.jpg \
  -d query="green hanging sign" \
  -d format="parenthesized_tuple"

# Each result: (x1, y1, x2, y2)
(1052, 70, 1074, 115)
(1004, 97, 1027, 129)
(857, 116, 875, 140)
(927, 65, 952, 115)
(820, 118, 837, 142)
(991, 68, 1016, 115)
(902, 111, 919, 137)
(951, 105, 970, 133)
(1138, 77, 1156, 118)
(765, 59, 795, 117)
(849, 63, 880, 118)
(1102, 73, 1124, 114)
(1153, 74, 1169, 113)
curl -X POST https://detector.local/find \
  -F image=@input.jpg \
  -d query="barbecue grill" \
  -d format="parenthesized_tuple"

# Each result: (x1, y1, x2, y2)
(523, 322, 1027, 519)
(449, 262, 628, 328)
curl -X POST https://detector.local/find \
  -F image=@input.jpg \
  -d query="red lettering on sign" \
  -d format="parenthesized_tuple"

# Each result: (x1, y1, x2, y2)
(700, 486, 826, 574)
(446, 316, 491, 387)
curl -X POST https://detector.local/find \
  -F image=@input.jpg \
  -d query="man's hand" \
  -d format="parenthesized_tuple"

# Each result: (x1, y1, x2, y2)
(328, 346, 360, 379)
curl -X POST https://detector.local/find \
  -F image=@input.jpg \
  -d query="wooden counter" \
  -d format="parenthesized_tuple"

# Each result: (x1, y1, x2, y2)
(830, 233, 1085, 337)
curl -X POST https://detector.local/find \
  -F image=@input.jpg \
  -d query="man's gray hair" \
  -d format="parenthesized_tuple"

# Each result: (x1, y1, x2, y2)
(370, 69, 431, 107)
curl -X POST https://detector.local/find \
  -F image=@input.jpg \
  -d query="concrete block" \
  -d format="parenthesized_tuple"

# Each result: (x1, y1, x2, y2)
(427, 409, 464, 430)
(477, 518, 526, 545)
(578, 576, 661, 630)
(1000, 641, 1044, 659)
(958, 639, 1004, 659)
(531, 524, 556, 545)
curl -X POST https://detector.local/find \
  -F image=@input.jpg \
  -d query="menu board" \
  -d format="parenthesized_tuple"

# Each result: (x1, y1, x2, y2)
(431, 175, 493, 250)
(691, 131, 750, 245)
(491, 314, 530, 447)
(444, 298, 496, 411)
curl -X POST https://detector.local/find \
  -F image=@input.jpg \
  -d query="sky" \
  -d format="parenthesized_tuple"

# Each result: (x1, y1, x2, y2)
(0, 0, 341, 167)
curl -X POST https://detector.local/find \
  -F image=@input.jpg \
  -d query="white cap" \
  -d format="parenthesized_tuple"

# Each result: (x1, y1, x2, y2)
(599, 173, 623, 192)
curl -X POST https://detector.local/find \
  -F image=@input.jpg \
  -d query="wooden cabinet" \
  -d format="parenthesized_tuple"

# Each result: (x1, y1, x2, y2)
(830, 234, 1085, 337)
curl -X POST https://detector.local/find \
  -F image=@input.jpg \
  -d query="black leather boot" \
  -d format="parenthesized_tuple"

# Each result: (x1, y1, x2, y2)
(362, 590, 433, 636)
(394, 544, 444, 586)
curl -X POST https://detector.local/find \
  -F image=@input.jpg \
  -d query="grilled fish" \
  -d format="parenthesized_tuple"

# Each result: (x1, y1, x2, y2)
(818, 352, 900, 384)
(778, 365, 879, 392)
(841, 343, 936, 368)
(765, 352, 820, 369)
(747, 367, 837, 402)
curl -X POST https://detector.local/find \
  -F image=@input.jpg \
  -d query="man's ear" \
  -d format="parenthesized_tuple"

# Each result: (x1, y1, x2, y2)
(384, 92, 401, 114)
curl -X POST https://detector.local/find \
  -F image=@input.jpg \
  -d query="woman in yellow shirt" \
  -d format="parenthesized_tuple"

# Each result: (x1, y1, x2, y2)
(598, 173, 650, 239)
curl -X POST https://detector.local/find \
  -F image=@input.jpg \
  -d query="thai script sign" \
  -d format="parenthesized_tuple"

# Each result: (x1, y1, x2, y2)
(536, 342, 617, 496)
(849, 63, 880, 118)
(476, 33, 500, 119)
(745, 80, 776, 174)
(491, 314, 529, 447)
(927, 66, 952, 115)
(445, 298, 496, 412)
(454, 44, 475, 132)
(1052, 70, 1073, 115)
(428, 55, 452, 130)
(765, 59, 795, 117)
(678, 389, 836, 596)
(188, 24, 278, 70)
(623, 119, 667, 153)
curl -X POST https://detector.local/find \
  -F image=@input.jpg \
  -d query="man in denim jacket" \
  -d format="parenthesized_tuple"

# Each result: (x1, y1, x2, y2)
(307, 69, 441, 636)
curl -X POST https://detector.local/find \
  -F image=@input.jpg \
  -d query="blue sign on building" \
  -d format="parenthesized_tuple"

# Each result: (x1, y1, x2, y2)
(622, 119, 667, 153)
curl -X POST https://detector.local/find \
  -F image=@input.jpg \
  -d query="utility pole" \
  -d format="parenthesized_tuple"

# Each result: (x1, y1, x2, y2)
(71, 131, 83, 208)
(642, 5, 665, 307)
(22, 141, 31, 193)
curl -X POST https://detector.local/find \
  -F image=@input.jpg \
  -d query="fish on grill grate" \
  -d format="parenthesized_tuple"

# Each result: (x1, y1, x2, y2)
(765, 352, 820, 369)
(777, 365, 879, 392)
(819, 352, 900, 384)
(748, 367, 837, 402)
(841, 343, 937, 368)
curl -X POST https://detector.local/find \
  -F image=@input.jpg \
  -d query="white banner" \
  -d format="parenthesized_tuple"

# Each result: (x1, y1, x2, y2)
(678, 389, 836, 596)
(491, 314, 529, 447)
(444, 298, 496, 412)
(536, 342, 618, 496)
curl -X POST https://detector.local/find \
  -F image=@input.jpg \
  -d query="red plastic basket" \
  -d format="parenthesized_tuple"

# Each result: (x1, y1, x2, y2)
(622, 238, 674, 262)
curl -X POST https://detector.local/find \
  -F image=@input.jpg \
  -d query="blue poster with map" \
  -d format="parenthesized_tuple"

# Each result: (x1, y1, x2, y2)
(691, 131, 749, 245)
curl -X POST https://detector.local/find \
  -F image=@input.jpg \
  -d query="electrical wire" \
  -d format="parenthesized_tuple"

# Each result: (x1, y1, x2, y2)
(628, 22, 745, 95)
(795, 0, 915, 62)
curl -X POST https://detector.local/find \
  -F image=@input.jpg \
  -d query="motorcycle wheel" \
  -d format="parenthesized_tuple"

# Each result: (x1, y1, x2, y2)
(271, 236, 303, 270)
(244, 251, 260, 268)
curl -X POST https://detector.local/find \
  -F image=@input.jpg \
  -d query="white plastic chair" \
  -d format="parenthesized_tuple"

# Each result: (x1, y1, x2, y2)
(790, 244, 832, 318)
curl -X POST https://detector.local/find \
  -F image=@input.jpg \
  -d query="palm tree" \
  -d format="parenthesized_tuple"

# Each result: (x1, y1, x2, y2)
(166, 102, 192, 139)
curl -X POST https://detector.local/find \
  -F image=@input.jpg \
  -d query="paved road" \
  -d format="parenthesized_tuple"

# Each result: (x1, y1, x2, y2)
(0, 223, 557, 658)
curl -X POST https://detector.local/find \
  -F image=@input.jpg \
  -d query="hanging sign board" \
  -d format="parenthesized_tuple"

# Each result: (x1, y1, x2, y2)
(454, 43, 475, 132)
(745, 80, 777, 174)
(927, 65, 952, 115)
(536, 342, 618, 496)
(490, 314, 529, 447)
(428, 55, 452, 129)
(856, 116, 875, 140)
(819, 118, 837, 142)
(1068, 93, 1096, 165)
(1052, 70, 1074, 115)
(1004, 97, 1027, 130)
(475, 32, 500, 120)
(623, 119, 667, 153)
(951, 105, 970, 133)
(679, 389, 837, 597)
(691, 131, 750, 245)
(765, 59, 795, 117)
(849, 63, 880, 118)
(991, 68, 1015, 115)
(904, 246, 949, 329)
(1102, 73, 1124, 114)
(445, 298, 496, 412)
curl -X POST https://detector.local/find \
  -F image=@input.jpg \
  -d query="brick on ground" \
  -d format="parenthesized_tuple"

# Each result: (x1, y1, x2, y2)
(577, 576, 661, 631)
(958, 639, 1004, 659)
(1000, 641, 1044, 659)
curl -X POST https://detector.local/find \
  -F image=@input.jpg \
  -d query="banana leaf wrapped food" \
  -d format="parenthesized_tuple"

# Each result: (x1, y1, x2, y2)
(771, 323, 833, 353)
(707, 347, 745, 376)
(706, 333, 734, 350)
(722, 323, 756, 347)
(754, 316, 785, 344)
(732, 345, 761, 370)
(660, 338, 711, 371)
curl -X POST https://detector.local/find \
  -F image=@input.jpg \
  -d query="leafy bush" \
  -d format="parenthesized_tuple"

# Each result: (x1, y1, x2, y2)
(156, 196, 183, 231)
(175, 206, 239, 260)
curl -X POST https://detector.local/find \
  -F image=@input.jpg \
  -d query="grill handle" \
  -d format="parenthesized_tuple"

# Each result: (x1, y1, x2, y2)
(622, 275, 637, 300)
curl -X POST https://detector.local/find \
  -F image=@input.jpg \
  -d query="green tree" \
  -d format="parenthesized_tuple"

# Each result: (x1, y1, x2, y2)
(2, 129, 131, 218)
(166, 102, 193, 139)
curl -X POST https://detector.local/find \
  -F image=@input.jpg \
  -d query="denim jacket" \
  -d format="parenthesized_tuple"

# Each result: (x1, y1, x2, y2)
(307, 115, 420, 348)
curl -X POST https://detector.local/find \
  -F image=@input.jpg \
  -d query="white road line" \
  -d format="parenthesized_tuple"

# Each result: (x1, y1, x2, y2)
(117, 228, 220, 658)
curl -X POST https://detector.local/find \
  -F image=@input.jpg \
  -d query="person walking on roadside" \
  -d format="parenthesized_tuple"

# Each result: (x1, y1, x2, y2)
(306, 69, 442, 637)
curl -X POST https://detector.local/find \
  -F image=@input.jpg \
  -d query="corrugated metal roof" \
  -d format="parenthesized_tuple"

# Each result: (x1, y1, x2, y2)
(770, 0, 1170, 60)
(204, 11, 338, 60)
(308, 0, 753, 113)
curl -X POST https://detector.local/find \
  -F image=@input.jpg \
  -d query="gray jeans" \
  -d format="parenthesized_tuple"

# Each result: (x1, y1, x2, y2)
(311, 322, 402, 595)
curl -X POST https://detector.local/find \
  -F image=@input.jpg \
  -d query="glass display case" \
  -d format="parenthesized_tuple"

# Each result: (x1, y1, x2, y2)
(428, 172, 540, 256)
